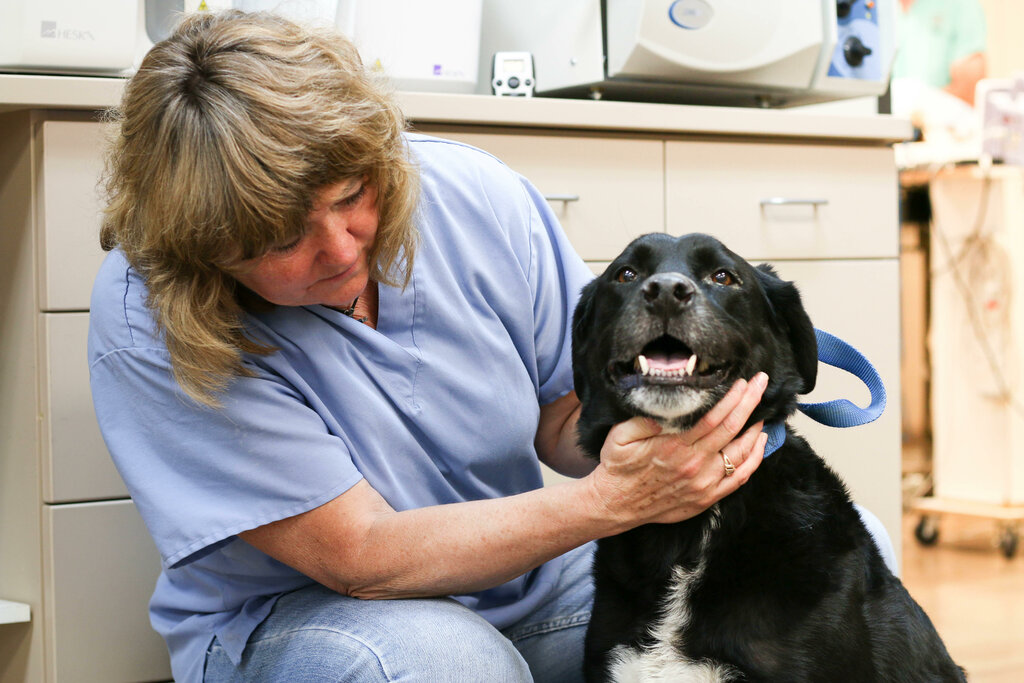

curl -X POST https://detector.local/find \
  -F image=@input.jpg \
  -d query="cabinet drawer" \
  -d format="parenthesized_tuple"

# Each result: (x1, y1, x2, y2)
(418, 130, 664, 261)
(666, 141, 899, 260)
(773, 259, 901, 547)
(40, 312, 127, 502)
(37, 119, 109, 311)
(43, 500, 170, 683)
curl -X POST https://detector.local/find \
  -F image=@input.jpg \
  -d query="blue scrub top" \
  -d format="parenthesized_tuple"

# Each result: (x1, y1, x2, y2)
(88, 134, 595, 683)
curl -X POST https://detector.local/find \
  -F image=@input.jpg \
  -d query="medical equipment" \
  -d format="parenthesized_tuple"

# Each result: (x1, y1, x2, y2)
(978, 77, 1024, 166)
(137, 0, 483, 93)
(137, 1, 335, 71)
(491, 52, 535, 97)
(477, 0, 896, 107)
(338, 0, 483, 94)
(0, 0, 139, 75)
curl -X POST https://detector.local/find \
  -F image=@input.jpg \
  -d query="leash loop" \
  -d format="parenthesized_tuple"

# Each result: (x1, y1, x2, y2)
(797, 329, 887, 427)
(762, 328, 886, 457)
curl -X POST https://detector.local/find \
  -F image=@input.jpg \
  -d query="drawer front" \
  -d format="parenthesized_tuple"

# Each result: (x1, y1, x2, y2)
(37, 119, 109, 311)
(43, 500, 170, 683)
(665, 140, 899, 261)
(773, 259, 902, 549)
(416, 130, 665, 261)
(40, 312, 127, 502)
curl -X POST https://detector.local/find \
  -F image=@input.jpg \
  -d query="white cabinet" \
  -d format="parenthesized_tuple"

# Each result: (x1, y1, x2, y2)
(416, 130, 665, 260)
(663, 138, 901, 536)
(36, 119, 109, 311)
(774, 259, 902, 526)
(42, 501, 168, 683)
(665, 140, 899, 260)
(40, 313, 127, 503)
(0, 111, 171, 683)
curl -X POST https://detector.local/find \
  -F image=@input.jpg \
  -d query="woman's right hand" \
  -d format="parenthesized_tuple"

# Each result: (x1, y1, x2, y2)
(585, 372, 769, 531)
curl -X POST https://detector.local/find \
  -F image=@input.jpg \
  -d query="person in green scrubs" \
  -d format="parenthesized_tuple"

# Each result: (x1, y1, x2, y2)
(894, 0, 988, 106)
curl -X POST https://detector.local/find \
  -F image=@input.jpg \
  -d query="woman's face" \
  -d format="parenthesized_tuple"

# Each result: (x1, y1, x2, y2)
(234, 177, 380, 308)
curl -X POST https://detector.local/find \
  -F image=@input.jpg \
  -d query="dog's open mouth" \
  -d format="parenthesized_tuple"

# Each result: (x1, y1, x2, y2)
(610, 334, 730, 389)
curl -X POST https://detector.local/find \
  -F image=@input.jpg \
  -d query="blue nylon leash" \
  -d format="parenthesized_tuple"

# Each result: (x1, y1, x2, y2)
(762, 328, 887, 457)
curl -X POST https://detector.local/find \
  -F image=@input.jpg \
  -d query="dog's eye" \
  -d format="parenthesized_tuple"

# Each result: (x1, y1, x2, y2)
(711, 270, 737, 286)
(615, 267, 638, 283)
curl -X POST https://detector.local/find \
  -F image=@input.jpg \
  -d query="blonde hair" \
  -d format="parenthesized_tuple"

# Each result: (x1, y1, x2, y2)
(101, 9, 419, 407)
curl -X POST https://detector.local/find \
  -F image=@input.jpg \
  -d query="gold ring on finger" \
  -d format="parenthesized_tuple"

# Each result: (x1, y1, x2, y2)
(721, 451, 736, 477)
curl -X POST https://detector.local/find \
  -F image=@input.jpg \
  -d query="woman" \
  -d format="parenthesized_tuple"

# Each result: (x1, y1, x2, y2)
(90, 10, 769, 682)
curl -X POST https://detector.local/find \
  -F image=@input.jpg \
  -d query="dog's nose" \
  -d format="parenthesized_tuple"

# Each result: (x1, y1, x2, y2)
(642, 273, 696, 315)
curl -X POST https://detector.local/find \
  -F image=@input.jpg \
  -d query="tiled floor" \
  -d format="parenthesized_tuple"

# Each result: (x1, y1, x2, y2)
(900, 512, 1024, 682)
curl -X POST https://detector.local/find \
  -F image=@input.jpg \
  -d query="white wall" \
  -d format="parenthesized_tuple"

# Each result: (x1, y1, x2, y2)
(978, 0, 1024, 78)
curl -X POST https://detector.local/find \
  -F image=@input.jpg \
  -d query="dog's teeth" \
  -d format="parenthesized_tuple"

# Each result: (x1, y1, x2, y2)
(637, 355, 650, 375)
(698, 359, 710, 374)
(686, 354, 697, 376)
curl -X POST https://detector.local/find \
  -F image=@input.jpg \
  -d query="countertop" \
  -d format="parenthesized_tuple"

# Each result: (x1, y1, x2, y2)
(0, 74, 913, 143)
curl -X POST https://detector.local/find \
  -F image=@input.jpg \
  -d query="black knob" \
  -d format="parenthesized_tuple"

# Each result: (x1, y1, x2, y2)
(843, 36, 873, 67)
(837, 1, 854, 19)
(508, 76, 520, 89)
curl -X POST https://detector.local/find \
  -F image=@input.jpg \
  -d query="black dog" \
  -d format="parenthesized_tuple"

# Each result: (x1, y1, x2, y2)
(572, 233, 963, 682)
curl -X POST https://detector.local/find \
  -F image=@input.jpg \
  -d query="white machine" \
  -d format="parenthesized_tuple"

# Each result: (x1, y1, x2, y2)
(491, 52, 535, 97)
(338, 0, 483, 94)
(0, 0, 139, 75)
(138, 1, 329, 65)
(978, 77, 1024, 165)
(477, 0, 896, 107)
(2, 0, 483, 94)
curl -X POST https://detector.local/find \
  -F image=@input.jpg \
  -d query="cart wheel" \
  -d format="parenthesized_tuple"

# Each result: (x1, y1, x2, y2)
(915, 515, 940, 546)
(999, 527, 1019, 559)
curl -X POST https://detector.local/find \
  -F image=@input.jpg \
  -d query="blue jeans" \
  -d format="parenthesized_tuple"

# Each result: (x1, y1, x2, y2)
(204, 508, 896, 682)
(203, 542, 596, 682)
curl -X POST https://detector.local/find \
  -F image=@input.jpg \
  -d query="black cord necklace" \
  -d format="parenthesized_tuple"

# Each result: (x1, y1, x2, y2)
(339, 296, 359, 317)
(339, 296, 369, 324)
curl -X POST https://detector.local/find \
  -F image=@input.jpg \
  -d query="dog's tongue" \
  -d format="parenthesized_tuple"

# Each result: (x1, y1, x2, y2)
(644, 352, 691, 371)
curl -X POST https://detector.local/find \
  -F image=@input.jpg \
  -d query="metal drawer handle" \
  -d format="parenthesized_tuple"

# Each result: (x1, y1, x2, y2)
(544, 194, 581, 203)
(760, 198, 829, 208)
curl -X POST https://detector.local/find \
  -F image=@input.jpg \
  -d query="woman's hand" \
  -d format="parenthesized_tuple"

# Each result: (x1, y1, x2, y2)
(240, 373, 767, 600)
(584, 372, 769, 532)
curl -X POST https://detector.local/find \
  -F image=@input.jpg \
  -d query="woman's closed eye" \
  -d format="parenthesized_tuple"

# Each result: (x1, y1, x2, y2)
(268, 181, 370, 255)
(271, 235, 303, 254)
(336, 183, 367, 210)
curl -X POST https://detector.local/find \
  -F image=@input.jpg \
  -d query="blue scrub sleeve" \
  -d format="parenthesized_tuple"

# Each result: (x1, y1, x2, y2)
(516, 173, 595, 406)
(90, 346, 364, 568)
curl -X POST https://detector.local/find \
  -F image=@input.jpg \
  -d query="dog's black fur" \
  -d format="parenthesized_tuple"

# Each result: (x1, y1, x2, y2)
(572, 233, 964, 682)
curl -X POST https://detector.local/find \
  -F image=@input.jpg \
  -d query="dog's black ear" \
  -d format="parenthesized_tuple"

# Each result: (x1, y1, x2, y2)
(571, 278, 599, 401)
(755, 264, 818, 394)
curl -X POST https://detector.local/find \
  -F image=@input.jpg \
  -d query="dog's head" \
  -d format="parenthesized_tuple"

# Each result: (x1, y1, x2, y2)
(571, 233, 817, 457)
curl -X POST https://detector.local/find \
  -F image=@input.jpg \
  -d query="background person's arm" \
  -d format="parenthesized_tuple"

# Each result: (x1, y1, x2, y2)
(945, 52, 986, 106)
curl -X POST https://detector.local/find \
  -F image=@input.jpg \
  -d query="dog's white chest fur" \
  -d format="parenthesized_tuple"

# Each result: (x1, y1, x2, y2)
(605, 508, 738, 683)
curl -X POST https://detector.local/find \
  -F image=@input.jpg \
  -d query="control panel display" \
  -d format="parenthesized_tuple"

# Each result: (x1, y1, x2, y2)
(828, 0, 883, 81)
